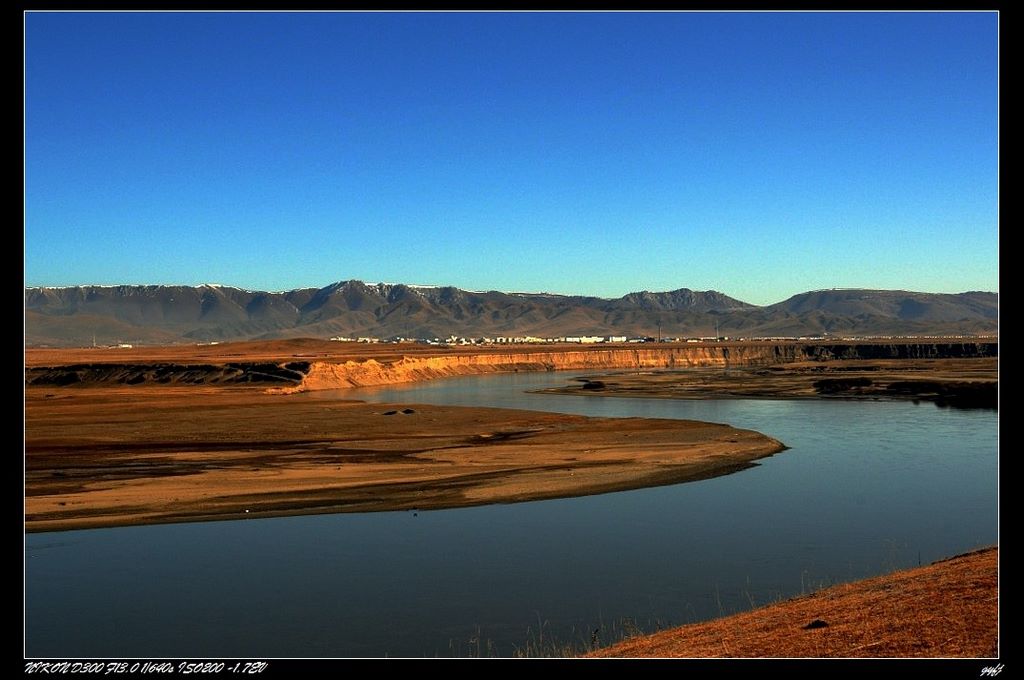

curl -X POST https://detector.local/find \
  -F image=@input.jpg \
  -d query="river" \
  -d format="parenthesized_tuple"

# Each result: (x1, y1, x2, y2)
(25, 371, 997, 657)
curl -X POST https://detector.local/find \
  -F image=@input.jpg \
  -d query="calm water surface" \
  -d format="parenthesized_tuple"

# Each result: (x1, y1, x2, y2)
(25, 371, 997, 657)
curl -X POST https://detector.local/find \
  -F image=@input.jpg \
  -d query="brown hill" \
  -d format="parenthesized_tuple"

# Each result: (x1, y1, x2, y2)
(588, 546, 997, 658)
(24, 282, 997, 347)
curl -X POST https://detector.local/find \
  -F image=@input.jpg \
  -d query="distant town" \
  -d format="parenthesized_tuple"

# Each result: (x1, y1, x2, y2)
(328, 334, 787, 345)
(323, 333, 985, 346)
(76, 333, 995, 351)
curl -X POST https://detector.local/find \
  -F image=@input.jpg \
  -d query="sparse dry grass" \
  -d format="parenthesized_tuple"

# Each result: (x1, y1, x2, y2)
(587, 547, 997, 658)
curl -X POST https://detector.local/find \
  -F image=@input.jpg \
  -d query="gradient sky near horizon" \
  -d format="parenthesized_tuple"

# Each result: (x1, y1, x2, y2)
(25, 11, 997, 305)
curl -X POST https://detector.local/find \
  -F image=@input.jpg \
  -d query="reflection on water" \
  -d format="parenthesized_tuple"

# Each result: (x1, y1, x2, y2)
(26, 371, 997, 657)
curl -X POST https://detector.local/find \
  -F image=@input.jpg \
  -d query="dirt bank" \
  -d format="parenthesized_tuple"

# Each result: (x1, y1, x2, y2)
(588, 546, 997, 658)
(25, 386, 785, 532)
(541, 358, 997, 409)
(25, 340, 998, 393)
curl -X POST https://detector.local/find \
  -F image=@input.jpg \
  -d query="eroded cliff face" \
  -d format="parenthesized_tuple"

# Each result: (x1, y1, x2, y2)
(277, 343, 997, 393)
(26, 343, 997, 391)
(290, 347, 738, 391)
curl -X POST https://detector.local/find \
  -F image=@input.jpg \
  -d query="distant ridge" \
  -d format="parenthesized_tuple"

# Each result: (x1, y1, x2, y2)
(24, 281, 997, 347)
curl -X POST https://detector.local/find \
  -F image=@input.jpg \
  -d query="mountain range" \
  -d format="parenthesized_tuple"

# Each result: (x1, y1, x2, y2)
(25, 281, 998, 347)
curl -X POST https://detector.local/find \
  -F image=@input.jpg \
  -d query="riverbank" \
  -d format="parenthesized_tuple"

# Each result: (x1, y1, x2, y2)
(25, 338, 997, 393)
(538, 358, 997, 408)
(24, 340, 993, 531)
(25, 385, 785, 532)
(587, 546, 998, 658)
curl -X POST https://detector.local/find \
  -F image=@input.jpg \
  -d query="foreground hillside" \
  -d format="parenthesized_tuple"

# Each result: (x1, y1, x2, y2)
(588, 547, 997, 658)
(25, 281, 997, 346)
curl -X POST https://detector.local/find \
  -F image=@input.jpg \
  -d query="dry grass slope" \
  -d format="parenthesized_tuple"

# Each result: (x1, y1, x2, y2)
(588, 547, 997, 658)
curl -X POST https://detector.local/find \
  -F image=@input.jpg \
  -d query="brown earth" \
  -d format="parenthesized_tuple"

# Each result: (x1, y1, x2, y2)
(540, 358, 997, 408)
(25, 385, 785, 532)
(587, 547, 998, 658)
(24, 343, 997, 531)
(25, 338, 997, 394)
(24, 338, 464, 367)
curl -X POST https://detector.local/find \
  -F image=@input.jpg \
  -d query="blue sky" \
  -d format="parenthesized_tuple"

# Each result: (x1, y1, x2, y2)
(25, 11, 998, 305)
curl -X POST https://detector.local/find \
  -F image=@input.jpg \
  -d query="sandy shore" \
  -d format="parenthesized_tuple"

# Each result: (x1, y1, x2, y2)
(588, 546, 998, 658)
(25, 385, 785, 532)
(24, 345, 993, 532)
(538, 358, 997, 408)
